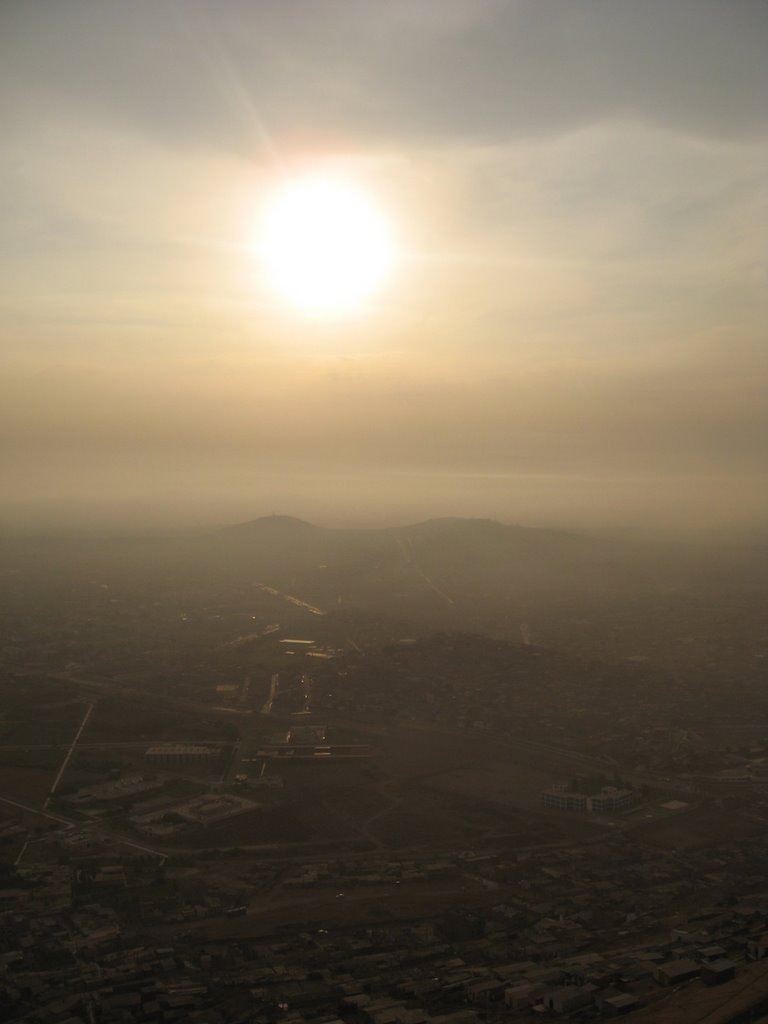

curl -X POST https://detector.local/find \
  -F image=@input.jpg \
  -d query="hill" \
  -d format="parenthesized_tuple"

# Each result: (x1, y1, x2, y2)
(1, 515, 765, 669)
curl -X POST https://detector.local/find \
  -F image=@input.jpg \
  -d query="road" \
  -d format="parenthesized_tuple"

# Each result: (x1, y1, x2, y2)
(0, 740, 233, 751)
(44, 702, 94, 809)
(0, 793, 166, 860)
(223, 623, 280, 648)
(219, 739, 241, 784)
(395, 535, 455, 606)
(261, 673, 279, 714)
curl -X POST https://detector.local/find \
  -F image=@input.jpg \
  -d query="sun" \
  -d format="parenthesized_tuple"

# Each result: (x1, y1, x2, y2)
(257, 173, 395, 316)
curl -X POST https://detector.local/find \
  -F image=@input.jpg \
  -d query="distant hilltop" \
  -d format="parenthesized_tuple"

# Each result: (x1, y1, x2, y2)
(223, 515, 319, 533)
(224, 514, 545, 536)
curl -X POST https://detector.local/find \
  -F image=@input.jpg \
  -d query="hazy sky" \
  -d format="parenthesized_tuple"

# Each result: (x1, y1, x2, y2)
(1, 0, 766, 530)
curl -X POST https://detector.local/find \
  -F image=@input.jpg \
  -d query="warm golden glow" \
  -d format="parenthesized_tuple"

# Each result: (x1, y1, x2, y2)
(258, 173, 395, 315)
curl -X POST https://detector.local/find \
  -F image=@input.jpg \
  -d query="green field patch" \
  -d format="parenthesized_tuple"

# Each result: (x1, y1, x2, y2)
(0, 701, 87, 746)
(0, 765, 55, 807)
(83, 698, 237, 744)
(0, 748, 63, 771)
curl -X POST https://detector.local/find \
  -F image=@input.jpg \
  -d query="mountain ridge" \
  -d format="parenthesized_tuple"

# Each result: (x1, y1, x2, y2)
(223, 513, 582, 543)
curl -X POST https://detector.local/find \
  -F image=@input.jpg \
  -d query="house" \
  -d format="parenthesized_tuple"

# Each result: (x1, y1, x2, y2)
(701, 960, 736, 986)
(430, 1013, 478, 1024)
(654, 959, 700, 986)
(697, 945, 727, 963)
(504, 982, 545, 1009)
(601, 992, 640, 1016)
(541, 986, 593, 1014)
(464, 979, 506, 1005)
(747, 935, 768, 960)
(495, 960, 537, 981)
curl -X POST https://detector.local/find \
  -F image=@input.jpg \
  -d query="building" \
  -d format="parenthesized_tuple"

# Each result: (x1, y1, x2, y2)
(654, 959, 700, 986)
(504, 982, 545, 1009)
(235, 773, 284, 790)
(178, 793, 256, 826)
(145, 744, 218, 765)
(541, 986, 593, 1013)
(64, 774, 163, 805)
(464, 981, 505, 1005)
(280, 639, 316, 654)
(698, 945, 727, 963)
(601, 993, 639, 1016)
(747, 935, 768, 960)
(542, 785, 638, 814)
(701, 960, 736, 986)
(589, 787, 637, 814)
(287, 724, 327, 744)
(542, 790, 589, 813)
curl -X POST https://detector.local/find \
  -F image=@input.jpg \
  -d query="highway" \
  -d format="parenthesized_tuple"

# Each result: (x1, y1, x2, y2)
(254, 583, 326, 616)
(0, 793, 166, 860)
(395, 535, 455, 606)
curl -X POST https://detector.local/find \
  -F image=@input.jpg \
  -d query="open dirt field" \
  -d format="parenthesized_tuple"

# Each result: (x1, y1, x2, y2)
(365, 808, 468, 846)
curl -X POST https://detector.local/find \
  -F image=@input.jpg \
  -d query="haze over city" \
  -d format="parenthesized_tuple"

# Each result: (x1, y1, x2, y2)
(3, 5, 768, 1024)
(2, 0, 766, 533)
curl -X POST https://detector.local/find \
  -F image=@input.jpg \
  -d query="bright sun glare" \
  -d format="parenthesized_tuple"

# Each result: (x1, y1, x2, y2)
(258, 174, 395, 316)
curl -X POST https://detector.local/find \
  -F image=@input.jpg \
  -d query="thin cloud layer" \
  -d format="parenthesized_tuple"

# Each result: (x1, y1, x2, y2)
(3, 0, 766, 148)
